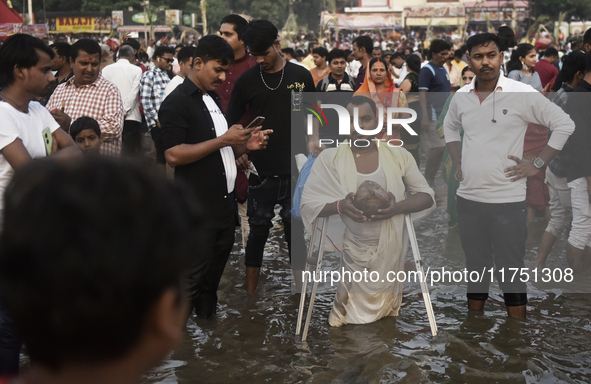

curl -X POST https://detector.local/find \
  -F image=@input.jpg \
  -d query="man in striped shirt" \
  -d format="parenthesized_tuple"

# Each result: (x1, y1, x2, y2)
(46, 39, 124, 157)
(140, 45, 174, 165)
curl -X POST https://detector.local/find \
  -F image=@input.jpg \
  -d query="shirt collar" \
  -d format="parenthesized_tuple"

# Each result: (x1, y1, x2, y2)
(66, 72, 105, 88)
(467, 71, 508, 93)
(234, 53, 251, 64)
(562, 82, 574, 92)
(117, 58, 130, 65)
(182, 76, 216, 99)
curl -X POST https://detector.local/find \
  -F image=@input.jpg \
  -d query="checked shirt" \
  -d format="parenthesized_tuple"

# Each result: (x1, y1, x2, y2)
(140, 67, 170, 129)
(46, 73, 124, 156)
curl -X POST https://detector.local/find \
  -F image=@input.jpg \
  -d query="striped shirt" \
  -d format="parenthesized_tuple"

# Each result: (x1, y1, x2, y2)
(46, 73, 124, 156)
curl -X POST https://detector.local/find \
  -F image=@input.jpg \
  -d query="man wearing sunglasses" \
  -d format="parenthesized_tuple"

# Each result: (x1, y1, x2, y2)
(140, 45, 174, 166)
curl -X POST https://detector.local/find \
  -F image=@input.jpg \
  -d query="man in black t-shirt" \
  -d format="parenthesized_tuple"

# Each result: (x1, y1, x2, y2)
(226, 20, 315, 293)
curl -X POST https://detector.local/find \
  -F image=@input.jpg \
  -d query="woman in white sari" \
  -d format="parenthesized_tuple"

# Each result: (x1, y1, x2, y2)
(301, 96, 435, 327)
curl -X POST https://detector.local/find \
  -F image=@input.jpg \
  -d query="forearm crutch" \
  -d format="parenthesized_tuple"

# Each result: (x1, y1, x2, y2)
(405, 214, 437, 336)
(295, 216, 330, 341)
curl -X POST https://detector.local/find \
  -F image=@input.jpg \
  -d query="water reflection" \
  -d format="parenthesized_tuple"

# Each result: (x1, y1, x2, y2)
(145, 197, 591, 383)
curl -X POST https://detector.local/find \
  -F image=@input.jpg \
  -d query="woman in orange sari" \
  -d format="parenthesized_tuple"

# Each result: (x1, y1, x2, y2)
(355, 57, 407, 142)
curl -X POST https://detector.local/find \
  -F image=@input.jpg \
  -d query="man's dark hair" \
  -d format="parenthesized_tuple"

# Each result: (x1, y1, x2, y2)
(466, 33, 501, 55)
(327, 48, 347, 64)
(372, 46, 382, 53)
(584, 27, 591, 47)
(347, 95, 377, 118)
(50, 42, 71, 61)
(177, 46, 196, 64)
(220, 14, 248, 41)
(307, 41, 317, 53)
(138, 51, 149, 62)
(281, 47, 296, 58)
(561, 51, 586, 82)
(296, 49, 306, 58)
(544, 47, 559, 59)
(390, 52, 405, 61)
(0, 158, 201, 370)
(242, 20, 278, 54)
(194, 34, 234, 65)
(352, 35, 373, 56)
(429, 39, 452, 54)
(498, 26, 517, 52)
(122, 38, 140, 52)
(70, 116, 101, 139)
(0, 34, 55, 88)
(70, 39, 101, 62)
(118, 45, 135, 59)
(454, 49, 464, 59)
(586, 50, 591, 72)
(153, 45, 174, 59)
(406, 54, 422, 73)
(312, 46, 328, 58)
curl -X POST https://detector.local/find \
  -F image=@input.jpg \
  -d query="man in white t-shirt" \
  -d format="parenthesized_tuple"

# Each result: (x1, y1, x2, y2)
(444, 33, 574, 320)
(0, 33, 81, 376)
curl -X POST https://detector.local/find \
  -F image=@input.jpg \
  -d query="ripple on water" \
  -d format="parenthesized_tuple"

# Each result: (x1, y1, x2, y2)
(145, 205, 591, 383)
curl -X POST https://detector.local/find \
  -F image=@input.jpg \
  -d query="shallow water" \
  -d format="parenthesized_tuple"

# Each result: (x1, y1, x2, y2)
(145, 177, 591, 384)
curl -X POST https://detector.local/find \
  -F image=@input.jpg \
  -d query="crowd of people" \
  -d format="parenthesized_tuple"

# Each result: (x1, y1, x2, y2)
(0, 15, 590, 382)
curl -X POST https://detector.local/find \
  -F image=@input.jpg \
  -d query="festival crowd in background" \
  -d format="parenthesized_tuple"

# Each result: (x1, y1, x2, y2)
(0, 14, 591, 382)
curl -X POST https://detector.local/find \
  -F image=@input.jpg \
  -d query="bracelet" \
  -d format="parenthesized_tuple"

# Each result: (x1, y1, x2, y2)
(336, 199, 342, 215)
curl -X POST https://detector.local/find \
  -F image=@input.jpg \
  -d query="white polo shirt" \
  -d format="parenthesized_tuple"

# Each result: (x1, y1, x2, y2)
(443, 73, 575, 204)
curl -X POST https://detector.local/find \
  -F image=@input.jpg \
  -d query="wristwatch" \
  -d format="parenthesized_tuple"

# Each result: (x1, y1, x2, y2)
(533, 157, 545, 169)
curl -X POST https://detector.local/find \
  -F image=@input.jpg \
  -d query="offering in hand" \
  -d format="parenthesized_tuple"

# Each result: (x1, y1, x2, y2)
(353, 180, 390, 217)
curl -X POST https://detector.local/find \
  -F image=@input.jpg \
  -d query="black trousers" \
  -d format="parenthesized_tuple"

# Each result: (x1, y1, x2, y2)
(121, 120, 142, 157)
(0, 304, 21, 375)
(457, 196, 528, 307)
(187, 219, 235, 318)
(245, 176, 291, 268)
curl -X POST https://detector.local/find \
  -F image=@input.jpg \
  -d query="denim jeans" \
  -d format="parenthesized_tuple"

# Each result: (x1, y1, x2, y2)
(457, 196, 528, 306)
(245, 176, 291, 268)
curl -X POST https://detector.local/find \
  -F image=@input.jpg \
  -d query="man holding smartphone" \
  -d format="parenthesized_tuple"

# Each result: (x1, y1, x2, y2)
(159, 35, 271, 318)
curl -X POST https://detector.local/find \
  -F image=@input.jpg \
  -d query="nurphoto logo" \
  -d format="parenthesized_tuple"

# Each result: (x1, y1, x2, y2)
(306, 103, 419, 148)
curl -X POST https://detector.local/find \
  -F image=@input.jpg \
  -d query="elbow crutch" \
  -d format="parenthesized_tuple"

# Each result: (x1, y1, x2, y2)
(404, 213, 437, 336)
(295, 216, 330, 341)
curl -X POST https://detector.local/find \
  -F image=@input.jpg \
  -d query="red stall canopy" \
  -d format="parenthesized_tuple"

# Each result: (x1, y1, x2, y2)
(0, 0, 23, 24)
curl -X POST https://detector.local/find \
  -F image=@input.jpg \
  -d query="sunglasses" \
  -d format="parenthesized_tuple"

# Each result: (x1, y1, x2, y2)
(159, 57, 174, 63)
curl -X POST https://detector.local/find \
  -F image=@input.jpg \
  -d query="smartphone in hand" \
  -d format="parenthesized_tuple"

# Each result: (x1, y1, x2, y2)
(245, 116, 265, 129)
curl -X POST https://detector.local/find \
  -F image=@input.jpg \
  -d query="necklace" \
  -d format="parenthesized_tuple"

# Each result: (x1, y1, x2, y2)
(353, 146, 376, 158)
(260, 56, 285, 91)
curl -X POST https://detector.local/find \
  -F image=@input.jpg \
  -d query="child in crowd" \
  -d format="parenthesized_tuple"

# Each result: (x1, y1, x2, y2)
(69, 116, 102, 155)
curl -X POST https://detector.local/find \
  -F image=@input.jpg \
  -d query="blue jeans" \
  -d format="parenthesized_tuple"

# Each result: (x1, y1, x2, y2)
(457, 196, 528, 307)
(245, 176, 291, 268)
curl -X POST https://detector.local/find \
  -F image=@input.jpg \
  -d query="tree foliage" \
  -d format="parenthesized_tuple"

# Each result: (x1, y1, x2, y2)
(529, 0, 591, 21)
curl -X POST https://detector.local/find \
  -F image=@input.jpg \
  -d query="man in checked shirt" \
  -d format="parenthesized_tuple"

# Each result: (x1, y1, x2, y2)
(46, 39, 124, 157)
(140, 45, 174, 166)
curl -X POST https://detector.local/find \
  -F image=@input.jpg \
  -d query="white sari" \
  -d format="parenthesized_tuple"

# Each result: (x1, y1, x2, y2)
(300, 144, 434, 326)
